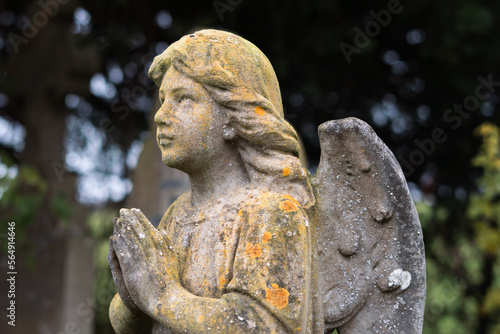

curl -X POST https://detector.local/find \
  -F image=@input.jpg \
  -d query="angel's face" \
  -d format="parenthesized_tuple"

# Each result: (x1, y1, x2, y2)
(154, 67, 225, 173)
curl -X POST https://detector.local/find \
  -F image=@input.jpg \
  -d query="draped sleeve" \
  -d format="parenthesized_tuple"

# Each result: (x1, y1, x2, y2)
(225, 192, 313, 333)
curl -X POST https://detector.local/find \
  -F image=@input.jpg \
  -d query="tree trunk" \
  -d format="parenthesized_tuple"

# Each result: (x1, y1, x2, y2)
(1, 1, 99, 333)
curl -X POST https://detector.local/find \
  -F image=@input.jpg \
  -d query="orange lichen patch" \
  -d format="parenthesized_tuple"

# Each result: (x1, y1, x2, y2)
(279, 200, 298, 213)
(238, 209, 243, 216)
(255, 106, 266, 116)
(245, 243, 262, 257)
(282, 194, 300, 206)
(262, 231, 272, 244)
(199, 278, 211, 295)
(201, 143, 207, 148)
(265, 284, 289, 309)
(282, 167, 291, 176)
(219, 276, 226, 288)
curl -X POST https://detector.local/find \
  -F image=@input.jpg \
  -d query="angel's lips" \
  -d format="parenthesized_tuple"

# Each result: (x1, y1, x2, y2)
(157, 134, 174, 146)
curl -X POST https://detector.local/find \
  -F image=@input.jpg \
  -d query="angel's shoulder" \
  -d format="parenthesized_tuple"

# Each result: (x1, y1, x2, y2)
(240, 190, 308, 226)
(158, 192, 191, 229)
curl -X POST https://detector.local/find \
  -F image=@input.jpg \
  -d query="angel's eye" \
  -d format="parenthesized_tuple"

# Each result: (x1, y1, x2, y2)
(178, 95, 192, 103)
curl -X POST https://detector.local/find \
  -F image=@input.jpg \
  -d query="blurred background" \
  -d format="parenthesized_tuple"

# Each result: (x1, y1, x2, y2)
(0, 0, 499, 333)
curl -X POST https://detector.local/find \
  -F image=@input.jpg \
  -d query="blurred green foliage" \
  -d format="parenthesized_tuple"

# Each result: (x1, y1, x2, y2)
(469, 123, 500, 333)
(420, 123, 500, 333)
(0, 159, 46, 251)
(88, 209, 117, 334)
(50, 193, 73, 225)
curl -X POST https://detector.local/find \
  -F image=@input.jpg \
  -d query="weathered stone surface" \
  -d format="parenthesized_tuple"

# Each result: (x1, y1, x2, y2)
(312, 118, 426, 333)
(108, 29, 425, 333)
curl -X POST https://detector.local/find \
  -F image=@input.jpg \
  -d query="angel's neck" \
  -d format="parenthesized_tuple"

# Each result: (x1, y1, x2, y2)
(188, 156, 250, 208)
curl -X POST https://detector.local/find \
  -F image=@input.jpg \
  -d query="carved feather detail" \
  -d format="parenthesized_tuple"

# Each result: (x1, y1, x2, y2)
(312, 117, 426, 333)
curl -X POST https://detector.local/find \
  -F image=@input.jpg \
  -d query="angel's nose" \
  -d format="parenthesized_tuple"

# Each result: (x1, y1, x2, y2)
(154, 101, 172, 126)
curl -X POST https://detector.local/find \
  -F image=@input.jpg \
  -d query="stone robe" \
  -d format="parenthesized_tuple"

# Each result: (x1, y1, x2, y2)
(154, 190, 313, 333)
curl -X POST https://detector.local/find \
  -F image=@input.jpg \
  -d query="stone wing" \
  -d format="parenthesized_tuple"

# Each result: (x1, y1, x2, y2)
(311, 118, 425, 333)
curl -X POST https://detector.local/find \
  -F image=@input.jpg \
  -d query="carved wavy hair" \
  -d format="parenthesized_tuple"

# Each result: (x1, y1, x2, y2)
(149, 29, 314, 208)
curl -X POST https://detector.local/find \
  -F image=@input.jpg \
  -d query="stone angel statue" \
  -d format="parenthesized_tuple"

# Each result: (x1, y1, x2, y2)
(108, 29, 425, 334)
